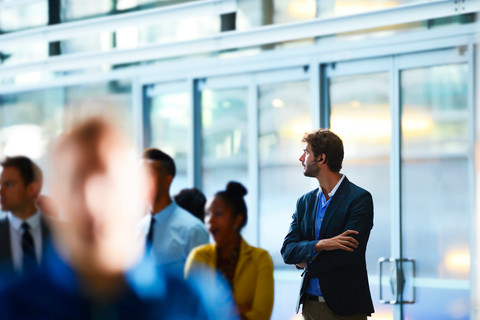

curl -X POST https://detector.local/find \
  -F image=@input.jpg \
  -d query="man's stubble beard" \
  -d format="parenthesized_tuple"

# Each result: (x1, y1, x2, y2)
(303, 165, 319, 178)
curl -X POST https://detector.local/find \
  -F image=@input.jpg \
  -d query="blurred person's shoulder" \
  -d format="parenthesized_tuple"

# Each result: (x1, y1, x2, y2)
(128, 255, 218, 320)
(0, 271, 66, 319)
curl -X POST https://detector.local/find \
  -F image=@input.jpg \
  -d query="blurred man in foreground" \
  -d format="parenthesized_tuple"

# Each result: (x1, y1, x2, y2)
(0, 117, 215, 319)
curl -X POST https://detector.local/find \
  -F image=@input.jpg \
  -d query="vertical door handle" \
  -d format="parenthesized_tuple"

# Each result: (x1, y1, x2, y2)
(378, 257, 416, 304)
(401, 258, 416, 304)
(379, 257, 398, 304)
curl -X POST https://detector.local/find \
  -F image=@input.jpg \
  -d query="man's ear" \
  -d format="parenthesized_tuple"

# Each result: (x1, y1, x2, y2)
(319, 153, 326, 163)
(27, 181, 41, 198)
(165, 174, 174, 186)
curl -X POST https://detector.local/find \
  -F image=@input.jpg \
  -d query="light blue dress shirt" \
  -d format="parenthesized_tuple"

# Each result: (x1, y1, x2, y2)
(139, 201, 209, 275)
(305, 175, 345, 297)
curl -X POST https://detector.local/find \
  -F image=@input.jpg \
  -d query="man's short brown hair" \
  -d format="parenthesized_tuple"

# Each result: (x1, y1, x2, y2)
(1, 156, 43, 189)
(302, 129, 344, 173)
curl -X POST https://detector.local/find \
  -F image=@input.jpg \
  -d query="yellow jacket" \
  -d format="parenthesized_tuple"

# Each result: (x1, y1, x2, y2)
(185, 238, 274, 320)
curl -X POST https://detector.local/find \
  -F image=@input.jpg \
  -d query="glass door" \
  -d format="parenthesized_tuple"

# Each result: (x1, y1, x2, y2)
(326, 47, 473, 320)
(197, 76, 250, 198)
(398, 49, 471, 320)
(327, 57, 394, 319)
(144, 81, 191, 194)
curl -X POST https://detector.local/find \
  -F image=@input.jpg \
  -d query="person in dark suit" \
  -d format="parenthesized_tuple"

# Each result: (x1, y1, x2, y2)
(0, 156, 49, 280)
(281, 129, 374, 320)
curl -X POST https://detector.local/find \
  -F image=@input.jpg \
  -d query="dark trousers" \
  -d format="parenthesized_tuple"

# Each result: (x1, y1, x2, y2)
(302, 299, 368, 320)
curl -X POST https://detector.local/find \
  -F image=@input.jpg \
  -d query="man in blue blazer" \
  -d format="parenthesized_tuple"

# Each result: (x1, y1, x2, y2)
(281, 129, 374, 319)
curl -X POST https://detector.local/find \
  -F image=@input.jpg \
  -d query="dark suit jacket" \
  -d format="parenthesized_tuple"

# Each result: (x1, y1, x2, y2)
(0, 215, 51, 280)
(281, 177, 374, 316)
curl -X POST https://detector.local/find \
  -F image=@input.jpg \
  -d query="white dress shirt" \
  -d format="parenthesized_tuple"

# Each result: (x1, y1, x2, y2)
(8, 210, 43, 272)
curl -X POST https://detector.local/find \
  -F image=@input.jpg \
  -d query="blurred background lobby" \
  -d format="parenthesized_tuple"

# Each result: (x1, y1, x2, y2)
(0, 0, 479, 319)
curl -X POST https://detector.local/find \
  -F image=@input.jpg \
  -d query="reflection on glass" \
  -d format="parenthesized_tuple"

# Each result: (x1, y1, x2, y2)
(201, 88, 248, 197)
(63, 81, 133, 137)
(402, 64, 469, 320)
(62, 0, 113, 21)
(137, 16, 220, 47)
(0, 80, 132, 193)
(318, 0, 423, 18)
(62, 15, 220, 55)
(329, 72, 391, 317)
(258, 81, 312, 266)
(148, 91, 190, 194)
(237, 0, 316, 30)
(0, 1, 48, 32)
(0, 88, 63, 164)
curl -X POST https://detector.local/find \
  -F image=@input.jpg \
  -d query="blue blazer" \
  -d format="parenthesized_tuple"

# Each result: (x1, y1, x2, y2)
(281, 177, 374, 316)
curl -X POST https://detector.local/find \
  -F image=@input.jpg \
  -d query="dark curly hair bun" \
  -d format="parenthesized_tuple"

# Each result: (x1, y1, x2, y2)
(226, 181, 247, 197)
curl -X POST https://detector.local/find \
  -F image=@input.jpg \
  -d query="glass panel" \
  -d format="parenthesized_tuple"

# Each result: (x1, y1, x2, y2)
(201, 88, 248, 198)
(0, 80, 133, 194)
(330, 72, 392, 319)
(0, 87, 62, 217)
(61, 0, 113, 21)
(135, 16, 220, 48)
(401, 63, 470, 320)
(237, 0, 316, 30)
(61, 0, 198, 21)
(62, 17, 220, 55)
(258, 80, 312, 320)
(63, 80, 134, 139)
(147, 90, 190, 195)
(317, 0, 428, 19)
(0, 1, 48, 32)
(0, 88, 64, 173)
(258, 81, 313, 265)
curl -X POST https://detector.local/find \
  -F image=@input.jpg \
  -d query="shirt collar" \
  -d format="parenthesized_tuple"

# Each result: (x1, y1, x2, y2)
(8, 209, 41, 231)
(329, 174, 345, 198)
(317, 174, 346, 199)
(151, 201, 177, 224)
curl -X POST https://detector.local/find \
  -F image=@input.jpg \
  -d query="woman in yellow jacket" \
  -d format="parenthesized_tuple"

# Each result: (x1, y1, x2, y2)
(185, 181, 274, 320)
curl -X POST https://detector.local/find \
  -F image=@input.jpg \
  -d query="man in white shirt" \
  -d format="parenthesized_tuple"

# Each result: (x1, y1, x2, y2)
(0, 156, 49, 278)
(139, 148, 209, 275)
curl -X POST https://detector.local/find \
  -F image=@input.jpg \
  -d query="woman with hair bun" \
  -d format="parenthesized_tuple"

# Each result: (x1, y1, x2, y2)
(185, 181, 274, 320)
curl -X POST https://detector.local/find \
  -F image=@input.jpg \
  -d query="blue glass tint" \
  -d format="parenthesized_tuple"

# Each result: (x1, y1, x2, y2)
(148, 91, 190, 195)
(201, 88, 248, 198)
(402, 64, 469, 320)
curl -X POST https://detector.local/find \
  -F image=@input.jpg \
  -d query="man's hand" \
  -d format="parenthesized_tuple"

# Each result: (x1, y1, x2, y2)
(315, 230, 359, 252)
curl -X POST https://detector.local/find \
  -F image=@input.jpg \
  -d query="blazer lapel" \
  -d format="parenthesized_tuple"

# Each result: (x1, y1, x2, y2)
(319, 177, 349, 239)
(306, 189, 319, 240)
(0, 217, 13, 269)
